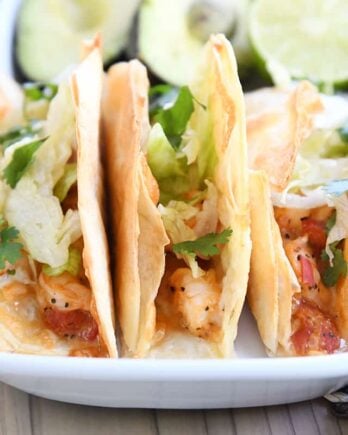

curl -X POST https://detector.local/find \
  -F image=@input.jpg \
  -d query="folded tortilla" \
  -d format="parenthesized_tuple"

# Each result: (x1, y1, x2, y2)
(103, 34, 251, 358)
(247, 84, 348, 356)
(0, 42, 117, 357)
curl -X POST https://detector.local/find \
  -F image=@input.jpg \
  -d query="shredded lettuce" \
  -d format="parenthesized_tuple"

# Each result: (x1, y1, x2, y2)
(54, 163, 77, 202)
(302, 129, 348, 159)
(159, 182, 220, 277)
(286, 156, 348, 197)
(146, 123, 193, 204)
(146, 68, 218, 205)
(3, 82, 79, 268)
(158, 201, 203, 277)
(5, 179, 81, 268)
(146, 123, 186, 180)
(42, 247, 81, 277)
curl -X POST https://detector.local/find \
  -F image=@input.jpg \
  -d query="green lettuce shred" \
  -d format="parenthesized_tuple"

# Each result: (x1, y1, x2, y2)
(42, 247, 81, 277)
(54, 163, 77, 202)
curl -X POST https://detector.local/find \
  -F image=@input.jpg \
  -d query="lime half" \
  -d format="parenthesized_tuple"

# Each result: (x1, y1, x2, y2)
(249, 0, 348, 86)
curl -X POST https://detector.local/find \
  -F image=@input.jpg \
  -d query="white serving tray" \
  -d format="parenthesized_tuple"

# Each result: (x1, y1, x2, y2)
(0, 349, 347, 408)
(0, 0, 347, 409)
(0, 306, 347, 408)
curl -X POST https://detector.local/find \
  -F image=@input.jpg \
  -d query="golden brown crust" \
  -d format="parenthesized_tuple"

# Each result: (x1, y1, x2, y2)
(72, 46, 118, 358)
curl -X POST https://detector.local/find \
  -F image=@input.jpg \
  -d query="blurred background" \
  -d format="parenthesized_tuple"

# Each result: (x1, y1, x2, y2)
(1, 0, 347, 92)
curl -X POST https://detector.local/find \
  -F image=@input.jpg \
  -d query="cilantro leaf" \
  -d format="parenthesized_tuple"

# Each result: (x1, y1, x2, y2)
(321, 242, 347, 287)
(23, 82, 58, 102)
(0, 121, 42, 149)
(1, 226, 20, 242)
(0, 225, 23, 270)
(324, 179, 348, 197)
(149, 84, 179, 118)
(149, 84, 174, 98)
(3, 139, 44, 188)
(326, 211, 336, 233)
(173, 228, 232, 258)
(153, 86, 194, 150)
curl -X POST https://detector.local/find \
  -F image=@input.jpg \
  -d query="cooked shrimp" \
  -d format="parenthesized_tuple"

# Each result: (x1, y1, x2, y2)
(37, 272, 91, 312)
(285, 236, 332, 310)
(169, 268, 222, 340)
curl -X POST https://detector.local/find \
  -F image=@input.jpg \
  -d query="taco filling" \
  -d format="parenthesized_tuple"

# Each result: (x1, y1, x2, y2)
(147, 85, 232, 348)
(103, 35, 251, 358)
(248, 84, 348, 355)
(274, 205, 343, 355)
(0, 46, 116, 357)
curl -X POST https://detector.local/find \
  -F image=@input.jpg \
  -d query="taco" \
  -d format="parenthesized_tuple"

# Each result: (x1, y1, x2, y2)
(0, 42, 117, 357)
(102, 34, 251, 358)
(247, 83, 348, 356)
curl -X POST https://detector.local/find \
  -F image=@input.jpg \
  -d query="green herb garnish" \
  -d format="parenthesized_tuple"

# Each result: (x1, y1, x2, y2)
(3, 139, 44, 188)
(153, 86, 194, 150)
(173, 228, 232, 258)
(23, 82, 58, 102)
(149, 84, 179, 118)
(0, 121, 42, 149)
(326, 212, 336, 233)
(321, 242, 347, 287)
(0, 225, 23, 270)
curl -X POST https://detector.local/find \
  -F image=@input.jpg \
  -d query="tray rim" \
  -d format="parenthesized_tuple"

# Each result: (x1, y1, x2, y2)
(1, 352, 348, 381)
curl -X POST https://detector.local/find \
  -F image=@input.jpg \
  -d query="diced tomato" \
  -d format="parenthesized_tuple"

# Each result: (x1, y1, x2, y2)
(301, 218, 327, 252)
(43, 308, 99, 341)
(299, 255, 316, 287)
(291, 298, 340, 355)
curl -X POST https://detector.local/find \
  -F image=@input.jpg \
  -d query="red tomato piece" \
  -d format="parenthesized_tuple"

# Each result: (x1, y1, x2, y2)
(301, 218, 327, 252)
(291, 299, 340, 355)
(43, 308, 99, 341)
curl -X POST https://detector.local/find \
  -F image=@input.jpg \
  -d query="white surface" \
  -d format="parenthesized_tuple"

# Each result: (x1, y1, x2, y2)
(0, 0, 347, 409)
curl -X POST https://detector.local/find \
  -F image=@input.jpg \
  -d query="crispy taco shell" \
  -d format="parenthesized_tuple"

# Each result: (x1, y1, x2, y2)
(0, 44, 117, 357)
(72, 43, 117, 358)
(247, 85, 347, 355)
(246, 82, 322, 192)
(103, 35, 251, 357)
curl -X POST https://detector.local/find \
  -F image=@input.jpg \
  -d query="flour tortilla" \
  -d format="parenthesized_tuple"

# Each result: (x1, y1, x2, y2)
(103, 34, 251, 357)
(102, 61, 169, 357)
(246, 82, 323, 355)
(0, 43, 117, 357)
(71, 44, 118, 358)
(248, 170, 300, 355)
(246, 82, 322, 192)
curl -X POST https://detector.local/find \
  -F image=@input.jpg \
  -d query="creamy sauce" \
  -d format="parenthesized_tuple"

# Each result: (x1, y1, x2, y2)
(0, 251, 106, 357)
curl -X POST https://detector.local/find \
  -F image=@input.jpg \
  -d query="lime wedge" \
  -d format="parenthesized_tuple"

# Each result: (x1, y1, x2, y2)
(249, 0, 348, 86)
